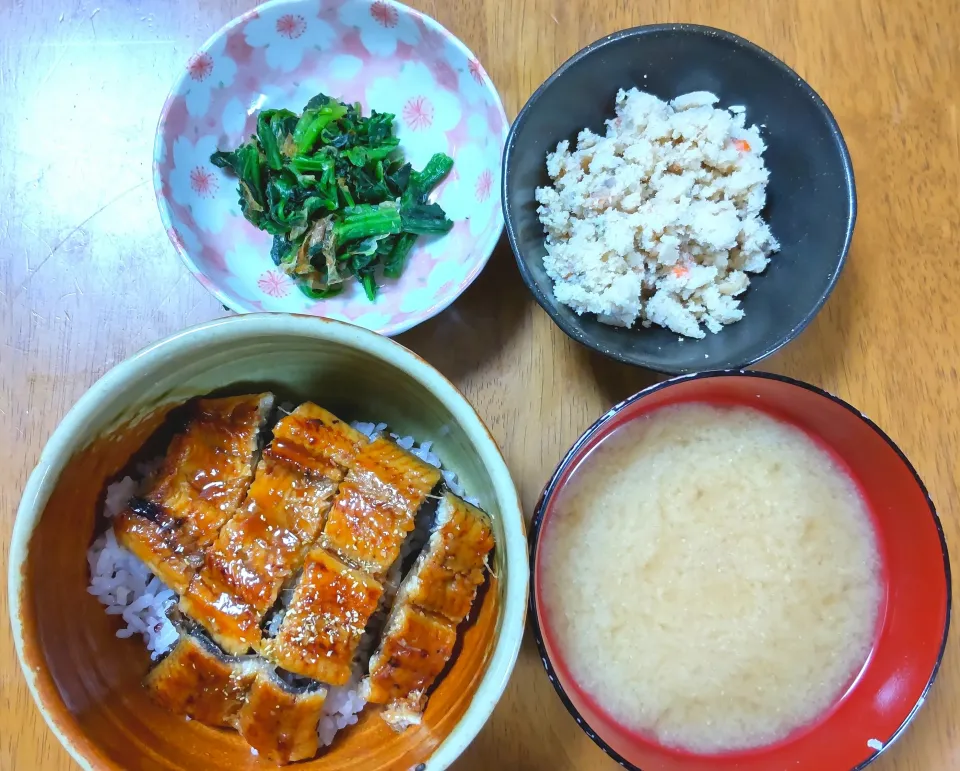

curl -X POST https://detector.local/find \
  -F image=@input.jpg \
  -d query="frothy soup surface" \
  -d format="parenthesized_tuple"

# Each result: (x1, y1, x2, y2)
(540, 403, 882, 753)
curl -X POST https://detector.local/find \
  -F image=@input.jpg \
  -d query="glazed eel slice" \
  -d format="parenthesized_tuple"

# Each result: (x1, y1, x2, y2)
(145, 628, 327, 765)
(360, 492, 495, 730)
(144, 627, 261, 727)
(261, 547, 384, 686)
(319, 435, 442, 578)
(393, 491, 495, 624)
(237, 669, 328, 764)
(114, 393, 275, 594)
(261, 436, 441, 681)
(180, 403, 367, 655)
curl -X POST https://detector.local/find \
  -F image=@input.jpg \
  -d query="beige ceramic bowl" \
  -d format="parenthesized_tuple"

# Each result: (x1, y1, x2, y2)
(9, 314, 527, 771)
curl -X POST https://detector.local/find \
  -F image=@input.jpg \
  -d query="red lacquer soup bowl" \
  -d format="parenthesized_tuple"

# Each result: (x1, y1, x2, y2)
(529, 371, 950, 771)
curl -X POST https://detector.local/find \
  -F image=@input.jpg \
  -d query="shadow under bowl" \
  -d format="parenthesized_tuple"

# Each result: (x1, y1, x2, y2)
(503, 24, 856, 374)
(530, 371, 949, 771)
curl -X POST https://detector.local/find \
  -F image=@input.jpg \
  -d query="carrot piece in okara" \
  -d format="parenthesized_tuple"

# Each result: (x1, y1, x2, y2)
(733, 138, 752, 152)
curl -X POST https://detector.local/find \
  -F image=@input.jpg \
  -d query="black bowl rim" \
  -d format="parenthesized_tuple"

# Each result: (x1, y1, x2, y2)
(502, 23, 858, 375)
(527, 369, 951, 771)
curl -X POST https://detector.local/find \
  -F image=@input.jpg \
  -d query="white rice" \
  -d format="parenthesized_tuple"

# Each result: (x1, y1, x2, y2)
(317, 677, 368, 747)
(263, 609, 286, 637)
(350, 421, 388, 440)
(87, 419, 480, 749)
(87, 471, 178, 659)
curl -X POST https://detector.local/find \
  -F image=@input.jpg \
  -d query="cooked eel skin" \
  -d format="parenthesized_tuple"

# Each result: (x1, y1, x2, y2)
(144, 631, 261, 727)
(397, 492, 495, 625)
(262, 547, 383, 685)
(236, 669, 328, 765)
(320, 436, 442, 577)
(114, 393, 274, 594)
(180, 404, 367, 655)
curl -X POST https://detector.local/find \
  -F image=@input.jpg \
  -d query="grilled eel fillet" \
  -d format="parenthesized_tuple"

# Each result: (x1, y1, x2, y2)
(180, 403, 367, 654)
(114, 393, 275, 594)
(360, 493, 494, 730)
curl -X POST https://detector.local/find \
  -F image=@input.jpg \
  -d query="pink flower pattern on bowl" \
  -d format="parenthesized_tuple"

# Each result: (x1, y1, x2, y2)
(258, 269, 293, 298)
(276, 14, 308, 38)
(403, 95, 434, 131)
(154, 0, 507, 335)
(188, 53, 215, 82)
(189, 167, 218, 197)
(341, 0, 419, 56)
(468, 58, 486, 86)
(475, 169, 493, 202)
(370, 1, 398, 28)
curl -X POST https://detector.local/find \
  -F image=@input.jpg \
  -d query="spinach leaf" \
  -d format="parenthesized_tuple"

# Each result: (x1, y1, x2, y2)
(400, 201, 454, 235)
(383, 232, 418, 278)
(257, 110, 284, 171)
(211, 93, 456, 301)
(270, 234, 295, 266)
(293, 103, 348, 154)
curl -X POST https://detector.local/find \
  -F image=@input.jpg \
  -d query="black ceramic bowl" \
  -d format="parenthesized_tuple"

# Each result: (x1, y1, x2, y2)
(502, 24, 856, 374)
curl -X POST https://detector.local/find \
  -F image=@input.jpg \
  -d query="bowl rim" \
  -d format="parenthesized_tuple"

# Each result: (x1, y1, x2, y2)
(8, 312, 529, 771)
(501, 23, 858, 374)
(152, 0, 509, 337)
(527, 369, 951, 771)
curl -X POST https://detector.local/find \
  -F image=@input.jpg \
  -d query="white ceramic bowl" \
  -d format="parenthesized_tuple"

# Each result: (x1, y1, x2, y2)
(154, 0, 508, 335)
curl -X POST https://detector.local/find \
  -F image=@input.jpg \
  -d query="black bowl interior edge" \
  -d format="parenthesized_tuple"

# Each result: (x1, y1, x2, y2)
(503, 25, 856, 374)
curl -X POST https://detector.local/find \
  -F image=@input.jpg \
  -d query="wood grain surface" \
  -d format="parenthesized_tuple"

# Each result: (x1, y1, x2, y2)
(1, 0, 958, 769)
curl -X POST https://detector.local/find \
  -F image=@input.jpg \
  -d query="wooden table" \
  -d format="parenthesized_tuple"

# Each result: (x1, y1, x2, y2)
(2, 0, 958, 768)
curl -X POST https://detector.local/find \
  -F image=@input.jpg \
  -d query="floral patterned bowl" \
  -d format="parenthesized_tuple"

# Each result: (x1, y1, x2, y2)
(154, 0, 508, 335)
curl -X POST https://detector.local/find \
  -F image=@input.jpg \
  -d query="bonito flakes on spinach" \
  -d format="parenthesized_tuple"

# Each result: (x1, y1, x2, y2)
(211, 93, 454, 301)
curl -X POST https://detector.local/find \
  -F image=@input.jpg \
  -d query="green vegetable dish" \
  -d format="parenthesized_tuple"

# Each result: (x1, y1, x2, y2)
(211, 93, 455, 301)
